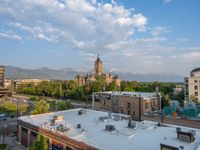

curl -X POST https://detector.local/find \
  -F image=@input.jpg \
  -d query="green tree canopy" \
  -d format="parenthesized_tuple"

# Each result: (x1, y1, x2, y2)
(32, 99, 49, 115)
(29, 134, 47, 150)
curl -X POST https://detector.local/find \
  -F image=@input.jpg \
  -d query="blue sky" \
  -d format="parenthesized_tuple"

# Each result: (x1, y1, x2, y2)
(0, 0, 200, 75)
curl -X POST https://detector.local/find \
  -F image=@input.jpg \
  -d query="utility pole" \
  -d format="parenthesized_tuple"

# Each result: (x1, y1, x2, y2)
(139, 94, 142, 122)
(15, 98, 19, 118)
(60, 83, 62, 101)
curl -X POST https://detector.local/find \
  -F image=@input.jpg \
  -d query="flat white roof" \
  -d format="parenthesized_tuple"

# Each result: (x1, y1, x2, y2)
(20, 109, 200, 150)
(94, 91, 158, 99)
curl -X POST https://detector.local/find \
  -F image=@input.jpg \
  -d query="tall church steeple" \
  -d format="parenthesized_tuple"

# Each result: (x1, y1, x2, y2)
(94, 53, 103, 76)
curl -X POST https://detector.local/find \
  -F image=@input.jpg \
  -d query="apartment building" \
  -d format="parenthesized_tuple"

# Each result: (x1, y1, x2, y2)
(185, 68, 200, 102)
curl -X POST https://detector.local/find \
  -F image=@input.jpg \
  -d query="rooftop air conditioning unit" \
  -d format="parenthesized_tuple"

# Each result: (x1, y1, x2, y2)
(53, 115, 64, 122)
(105, 124, 116, 132)
(78, 109, 86, 115)
(50, 119, 56, 126)
(57, 124, 65, 132)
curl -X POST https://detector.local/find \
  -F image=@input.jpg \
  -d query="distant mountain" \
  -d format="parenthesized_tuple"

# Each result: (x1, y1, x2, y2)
(111, 71, 184, 82)
(5, 66, 78, 80)
(4, 66, 184, 82)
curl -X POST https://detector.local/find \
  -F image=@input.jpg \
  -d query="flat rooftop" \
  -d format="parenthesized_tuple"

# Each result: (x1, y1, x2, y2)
(19, 109, 200, 150)
(94, 91, 159, 99)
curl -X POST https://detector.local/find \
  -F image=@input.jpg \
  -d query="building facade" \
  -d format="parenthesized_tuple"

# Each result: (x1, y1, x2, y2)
(75, 54, 121, 87)
(185, 68, 200, 102)
(0, 65, 4, 87)
(92, 91, 161, 121)
(17, 119, 97, 150)
(0, 65, 11, 97)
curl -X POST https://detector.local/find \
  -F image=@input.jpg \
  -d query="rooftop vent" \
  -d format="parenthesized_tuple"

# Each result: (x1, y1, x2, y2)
(176, 127, 181, 132)
(77, 124, 81, 129)
(112, 115, 122, 121)
(105, 124, 116, 132)
(78, 109, 86, 115)
(98, 116, 108, 121)
(108, 112, 112, 119)
(128, 120, 136, 129)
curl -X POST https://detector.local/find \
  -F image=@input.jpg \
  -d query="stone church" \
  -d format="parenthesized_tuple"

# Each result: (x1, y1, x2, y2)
(75, 54, 121, 87)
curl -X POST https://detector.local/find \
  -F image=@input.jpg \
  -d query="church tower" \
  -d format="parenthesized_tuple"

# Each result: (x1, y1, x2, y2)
(94, 53, 103, 76)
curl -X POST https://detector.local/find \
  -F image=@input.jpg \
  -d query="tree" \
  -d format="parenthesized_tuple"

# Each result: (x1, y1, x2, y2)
(161, 95, 170, 108)
(29, 142, 36, 150)
(29, 134, 47, 150)
(106, 81, 120, 91)
(57, 101, 72, 110)
(32, 99, 49, 115)
(190, 94, 198, 104)
(20, 103, 28, 114)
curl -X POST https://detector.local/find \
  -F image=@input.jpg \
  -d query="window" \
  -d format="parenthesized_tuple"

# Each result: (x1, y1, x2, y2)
(66, 147, 72, 150)
(195, 92, 198, 96)
(21, 127, 28, 133)
(127, 103, 131, 109)
(194, 85, 198, 90)
(132, 103, 135, 109)
(127, 110, 130, 115)
(194, 80, 198, 83)
(145, 103, 149, 109)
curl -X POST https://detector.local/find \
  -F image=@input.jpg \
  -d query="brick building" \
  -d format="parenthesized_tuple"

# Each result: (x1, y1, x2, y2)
(92, 91, 161, 121)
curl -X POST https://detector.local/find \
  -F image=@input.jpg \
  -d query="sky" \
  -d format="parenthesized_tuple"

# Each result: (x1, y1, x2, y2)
(0, 0, 200, 76)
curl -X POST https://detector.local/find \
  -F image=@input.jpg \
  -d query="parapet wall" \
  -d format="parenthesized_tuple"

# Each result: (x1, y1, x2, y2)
(142, 115, 200, 129)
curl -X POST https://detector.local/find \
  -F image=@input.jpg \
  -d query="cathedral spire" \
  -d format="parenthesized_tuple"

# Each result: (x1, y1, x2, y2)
(95, 52, 103, 76)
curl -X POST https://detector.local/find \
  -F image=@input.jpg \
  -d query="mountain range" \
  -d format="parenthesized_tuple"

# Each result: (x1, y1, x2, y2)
(4, 66, 184, 82)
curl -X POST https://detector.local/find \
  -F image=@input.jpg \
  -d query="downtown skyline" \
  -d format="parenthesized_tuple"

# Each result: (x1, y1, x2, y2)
(0, 0, 200, 76)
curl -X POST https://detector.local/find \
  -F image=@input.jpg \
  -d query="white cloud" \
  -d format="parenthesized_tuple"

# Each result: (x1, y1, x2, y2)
(0, 0, 147, 52)
(181, 51, 200, 61)
(1, 0, 199, 75)
(0, 32, 22, 41)
(151, 26, 169, 36)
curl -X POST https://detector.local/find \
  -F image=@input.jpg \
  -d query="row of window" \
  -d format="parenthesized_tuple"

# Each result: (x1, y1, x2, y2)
(194, 80, 200, 83)
(193, 85, 200, 90)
